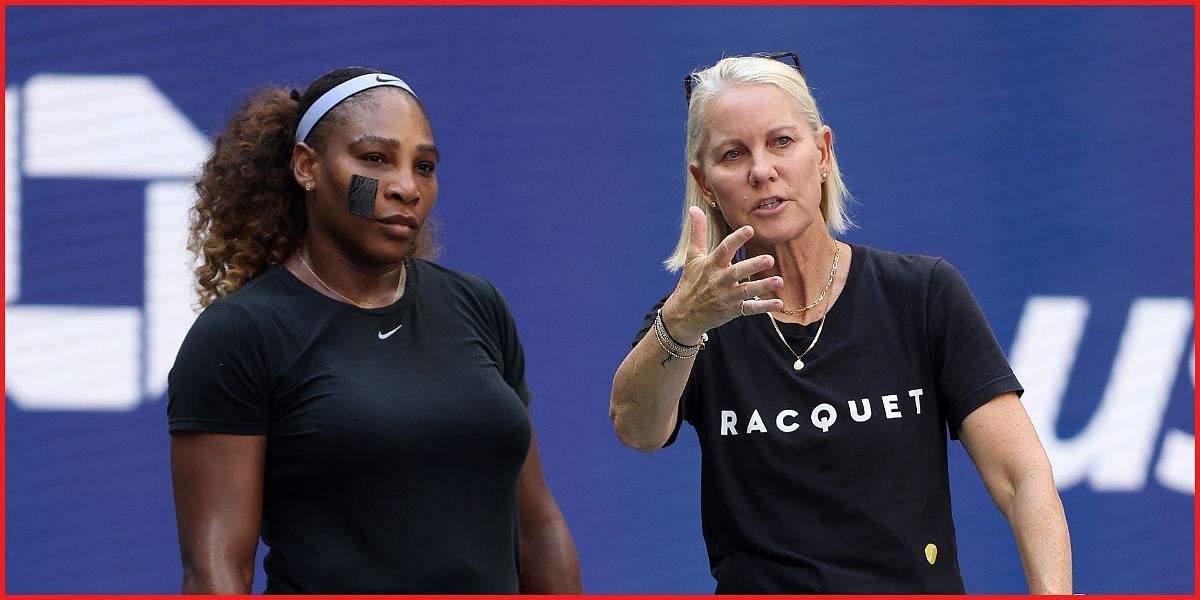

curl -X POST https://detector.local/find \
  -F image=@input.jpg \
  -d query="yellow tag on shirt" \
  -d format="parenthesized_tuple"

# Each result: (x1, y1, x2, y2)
(924, 543, 938, 565)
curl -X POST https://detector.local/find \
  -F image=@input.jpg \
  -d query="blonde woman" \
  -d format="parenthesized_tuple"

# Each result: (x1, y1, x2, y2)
(609, 53, 1070, 594)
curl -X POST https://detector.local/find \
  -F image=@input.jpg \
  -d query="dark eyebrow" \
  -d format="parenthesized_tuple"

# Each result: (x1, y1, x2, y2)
(349, 134, 399, 149)
(417, 144, 440, 162)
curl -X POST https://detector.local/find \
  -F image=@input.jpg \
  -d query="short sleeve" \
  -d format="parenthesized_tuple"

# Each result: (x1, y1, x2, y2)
(927, 259, 1023, 439)
(487, 284, 533, 406)
(632, 295, 696, 448)
(167, 302, 274, 434)
(630, 297, 665, 348)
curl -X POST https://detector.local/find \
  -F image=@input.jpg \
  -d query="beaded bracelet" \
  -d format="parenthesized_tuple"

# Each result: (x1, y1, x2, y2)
(653, 309, 708, 359)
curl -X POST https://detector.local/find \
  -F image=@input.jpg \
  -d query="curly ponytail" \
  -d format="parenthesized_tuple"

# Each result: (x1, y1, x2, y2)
(189, 87, 305, 308)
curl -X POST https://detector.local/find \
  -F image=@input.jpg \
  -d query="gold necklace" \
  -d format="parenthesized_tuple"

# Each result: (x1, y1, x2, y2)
(779, 241, 840, 316)
(767, 294, 831, 372)
(296, 247, 405, 309)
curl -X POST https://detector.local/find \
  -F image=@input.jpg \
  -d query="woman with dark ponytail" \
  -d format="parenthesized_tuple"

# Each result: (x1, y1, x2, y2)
(168, 67, 580, 594)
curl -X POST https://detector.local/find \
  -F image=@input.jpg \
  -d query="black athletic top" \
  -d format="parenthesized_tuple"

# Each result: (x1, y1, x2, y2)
(168, 259, 532, 593)
(635, 244, 1022, 593)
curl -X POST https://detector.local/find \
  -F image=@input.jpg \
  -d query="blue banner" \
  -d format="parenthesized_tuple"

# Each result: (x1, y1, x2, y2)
(5, 6, 1193, 593)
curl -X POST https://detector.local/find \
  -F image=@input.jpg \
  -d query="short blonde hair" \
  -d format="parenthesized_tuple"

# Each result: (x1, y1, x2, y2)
(665, 55, 853, 272)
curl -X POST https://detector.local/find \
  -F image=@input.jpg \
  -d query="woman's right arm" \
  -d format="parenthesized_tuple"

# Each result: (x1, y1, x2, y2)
(171, 432, 267, 594)
(609, 306, 707, 451)
(609, 207, 783, 451)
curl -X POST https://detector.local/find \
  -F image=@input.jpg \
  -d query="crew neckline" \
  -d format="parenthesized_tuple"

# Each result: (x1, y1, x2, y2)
(276, 256, 419, 315)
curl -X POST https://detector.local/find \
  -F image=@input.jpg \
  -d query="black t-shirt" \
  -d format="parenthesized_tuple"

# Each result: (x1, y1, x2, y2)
(168, 259, 532, 593)
(635, 244, 1022, 593)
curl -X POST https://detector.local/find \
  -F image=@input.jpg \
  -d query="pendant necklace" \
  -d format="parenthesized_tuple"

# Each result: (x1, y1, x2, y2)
(766, 241, 839, 371)
(767, 303, 827, 371)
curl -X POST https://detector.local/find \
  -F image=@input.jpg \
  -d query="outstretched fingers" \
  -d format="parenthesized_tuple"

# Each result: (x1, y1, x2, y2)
(738, 275, 784, 300)
(674, 209, 783, 329)
(727, 253, 776, 285)
(731, 272, 784, 318)
(711, 224, 754, 266)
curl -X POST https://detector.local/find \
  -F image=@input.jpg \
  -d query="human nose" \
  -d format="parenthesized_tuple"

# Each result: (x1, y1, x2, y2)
(382, 169, 420, 206)
(748, 152, 778, 187)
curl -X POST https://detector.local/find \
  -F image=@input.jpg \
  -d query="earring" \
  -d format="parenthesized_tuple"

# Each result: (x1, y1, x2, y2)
(821, 172, 828, 181)
(305, 181, 314, 192)
(709, 202, 718, 210)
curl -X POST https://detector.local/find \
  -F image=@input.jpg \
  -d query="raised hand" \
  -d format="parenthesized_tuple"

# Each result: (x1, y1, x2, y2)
(660, 206, 785, 343)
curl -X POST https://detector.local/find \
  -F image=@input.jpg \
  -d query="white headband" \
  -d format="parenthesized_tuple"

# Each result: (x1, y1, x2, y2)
(295, 73, 417, 143)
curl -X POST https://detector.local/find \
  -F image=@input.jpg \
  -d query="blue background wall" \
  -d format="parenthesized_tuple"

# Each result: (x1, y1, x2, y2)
(5, 6, 1194, 593)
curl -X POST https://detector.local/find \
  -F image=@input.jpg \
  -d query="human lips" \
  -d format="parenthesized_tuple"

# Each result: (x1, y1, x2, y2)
(377, 213, 420, 228)
(752, 196, 789, 213)
(376, 213, 420, 237)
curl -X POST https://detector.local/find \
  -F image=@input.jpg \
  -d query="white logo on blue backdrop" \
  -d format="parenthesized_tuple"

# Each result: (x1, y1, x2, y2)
(5, 74, 207, 411)
(3, 74, 1193, 497)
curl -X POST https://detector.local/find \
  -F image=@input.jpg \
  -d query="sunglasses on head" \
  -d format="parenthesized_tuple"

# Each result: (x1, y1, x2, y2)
(683, 51, 805, 105)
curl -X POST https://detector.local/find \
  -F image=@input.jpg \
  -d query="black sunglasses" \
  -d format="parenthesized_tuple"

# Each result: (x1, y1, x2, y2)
(683, 51, 805, 104)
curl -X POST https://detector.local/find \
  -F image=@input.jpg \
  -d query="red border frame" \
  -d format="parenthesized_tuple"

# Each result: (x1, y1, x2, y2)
(2, 2, 9, 593)
(1193, 3, 1199, 597)
(0, 0, 1195, 5)
(0, 2, 1195, 597)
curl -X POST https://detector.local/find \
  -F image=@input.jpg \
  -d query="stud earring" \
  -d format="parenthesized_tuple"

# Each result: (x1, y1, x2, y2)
(709, 202, 718, 210)
(821, 172, 828, 181)
(305, 181, 314, 192)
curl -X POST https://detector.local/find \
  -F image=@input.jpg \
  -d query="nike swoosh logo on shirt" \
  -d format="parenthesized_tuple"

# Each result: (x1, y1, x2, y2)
(377, 324, 403, 339)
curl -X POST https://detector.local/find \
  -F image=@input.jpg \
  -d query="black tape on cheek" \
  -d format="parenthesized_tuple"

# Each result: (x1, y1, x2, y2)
(347, 174, 378, 220)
